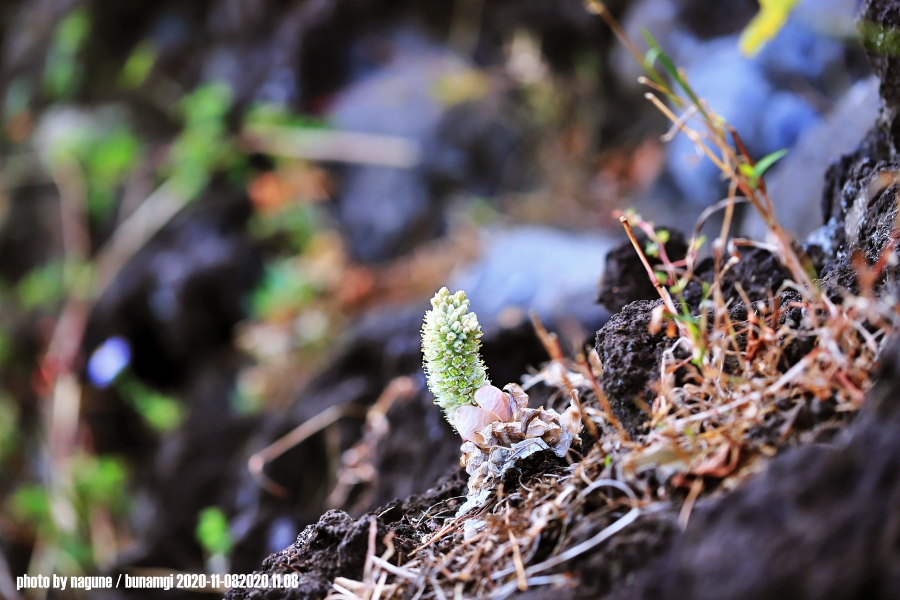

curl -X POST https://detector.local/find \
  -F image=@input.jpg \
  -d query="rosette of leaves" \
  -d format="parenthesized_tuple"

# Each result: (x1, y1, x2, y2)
(421, 287, 489, 421)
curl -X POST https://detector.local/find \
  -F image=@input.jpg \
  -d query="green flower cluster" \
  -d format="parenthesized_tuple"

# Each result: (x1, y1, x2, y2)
(421, 287, 489, 420)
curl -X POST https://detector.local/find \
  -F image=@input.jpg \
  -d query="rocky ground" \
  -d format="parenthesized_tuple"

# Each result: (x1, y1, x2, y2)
(224, 1, 900, 599)
(0, 1, 887, 599)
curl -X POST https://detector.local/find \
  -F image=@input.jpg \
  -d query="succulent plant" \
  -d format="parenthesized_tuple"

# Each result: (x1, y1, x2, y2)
(421, 287, 489, 421)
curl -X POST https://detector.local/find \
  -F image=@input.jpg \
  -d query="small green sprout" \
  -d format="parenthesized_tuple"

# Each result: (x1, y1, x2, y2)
(196, 507, 233, 558)
(421, 287, 489, 421)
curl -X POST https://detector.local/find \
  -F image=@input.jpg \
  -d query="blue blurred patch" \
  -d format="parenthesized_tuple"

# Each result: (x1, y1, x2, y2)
(87, 336, 131, 388)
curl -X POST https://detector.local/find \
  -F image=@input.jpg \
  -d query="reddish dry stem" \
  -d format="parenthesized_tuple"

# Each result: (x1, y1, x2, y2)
(619, 215, 677, 313)
(530, 312, 604, 441)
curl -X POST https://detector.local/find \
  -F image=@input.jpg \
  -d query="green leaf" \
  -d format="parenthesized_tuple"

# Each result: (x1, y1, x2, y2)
(181, 82, 233, 125)
(0, 393, 18, 463)
(248, 203, 321, 254)
(641, 30, 703, 110)
(56, 9, 91, 53)
(134, 392, 183, 431)
(689, 235, 707, 252)
(196, 507, 233, 556)
(243, 103, 327, 129)
(8, 485, 49, 525)
(165, 82, 238, 199)
(85, 128, 141, 219)
(43, 9, 91, 98)
(17, 262, 65, 310)
(643, 46, 662, 72)
(118, 41, 157, 89)
(72, 455, 128, 510)
(752, 148, 788, 181)
(251, 259, 320, 321)
(637, 40, 669, 91)
(117, 377, 184, 432)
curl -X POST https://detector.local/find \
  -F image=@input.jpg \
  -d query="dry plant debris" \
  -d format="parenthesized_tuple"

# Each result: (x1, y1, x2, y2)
(320, 8, 900, 599)
(322, 259, 900, 600)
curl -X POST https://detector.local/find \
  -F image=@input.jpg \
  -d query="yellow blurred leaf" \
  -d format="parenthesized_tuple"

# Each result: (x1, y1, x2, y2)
(739, 0, 801, 57)
(432, 70, 489, 106)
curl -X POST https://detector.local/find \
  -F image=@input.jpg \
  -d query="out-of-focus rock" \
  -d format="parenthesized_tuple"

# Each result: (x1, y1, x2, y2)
(450, 225, 614, 329)
(611, 0, 867, 209)
(742, 76, 881, 241)
(82, 188, 263, 389)
(666, 40, 822, 205)
(327, 27, 530, 263)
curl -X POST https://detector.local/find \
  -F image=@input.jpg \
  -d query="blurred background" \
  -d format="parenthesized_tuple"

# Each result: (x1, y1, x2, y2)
(0, 0, 873, 597)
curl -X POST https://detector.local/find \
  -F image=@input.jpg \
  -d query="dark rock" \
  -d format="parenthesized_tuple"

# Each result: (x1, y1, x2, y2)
(597, 228, 688, 313)
(595, 299, 670, 437)
(861, 0, 900, 110)
(784, 0, 900, 299)
(225, 471, 468, 600)
(683, 247, 793, 309)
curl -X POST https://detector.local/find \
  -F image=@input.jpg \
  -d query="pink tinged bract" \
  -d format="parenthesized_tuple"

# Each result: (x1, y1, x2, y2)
(453, 405, 501, 444)
(474, 384, 510, 421)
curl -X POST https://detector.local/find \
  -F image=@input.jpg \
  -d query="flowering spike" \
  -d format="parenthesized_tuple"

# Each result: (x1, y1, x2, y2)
(422, 287, 489, 421)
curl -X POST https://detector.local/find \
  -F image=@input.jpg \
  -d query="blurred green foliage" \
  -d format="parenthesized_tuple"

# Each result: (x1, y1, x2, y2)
(72, 454, 129, 515)
(16, 260, 93, 310)
(117, 375, 184, 432)
(46, 111, 142, 222)
(465, 197, 499, 226)
(167, 82, 239, 198)
(83, 129, 142, 219)
(3, 6, 347, 577)
(9, 484, 49, 524)
(44, 9, 91, 99)
(0, 329, 11, 367)
(4, 77, 31, 118)
(0, 394, 19, 464)
(7, 454, 129, 571)
(16, 261, 66, 310)
(249, 203, 322, 254)
(118, 41, 158, 90)
(251, 259, 320, 321)
(243, 102, 327, 129)
(196, 507, 233, 557)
